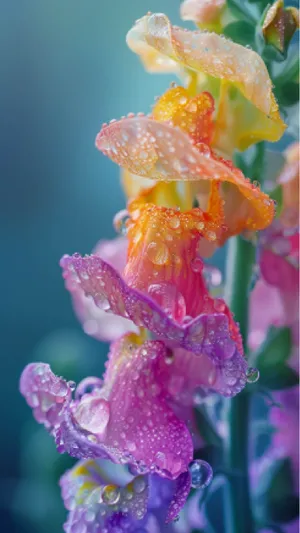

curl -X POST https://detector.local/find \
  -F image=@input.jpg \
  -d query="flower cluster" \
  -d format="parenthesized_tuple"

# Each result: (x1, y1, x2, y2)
(20, 3, 299, 532)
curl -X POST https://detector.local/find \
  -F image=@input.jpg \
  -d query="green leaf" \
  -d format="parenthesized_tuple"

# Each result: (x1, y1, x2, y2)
(267, 459, 299, 523)
(259, 364, 299, 390)
(193, 407, 222, 448)
(253, 326, 298, 390)
(255, 326, 292, 367)
(226, 0, 258, 23)
(223, 21, 255, 47)
(254, 458, 299, 524)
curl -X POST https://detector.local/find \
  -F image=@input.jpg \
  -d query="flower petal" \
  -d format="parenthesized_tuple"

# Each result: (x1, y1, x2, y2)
(96, 115, 275, 233)
(20, 363, 72, 429)
(152, 87, 215, 145)
(101, 335, 194, 479)
(60, 253, 237, 363)
(126, 13, 285, 142)
(61, 459, 150, 527)
(71, 237, 137, 342)
(165, 471, 192, 523)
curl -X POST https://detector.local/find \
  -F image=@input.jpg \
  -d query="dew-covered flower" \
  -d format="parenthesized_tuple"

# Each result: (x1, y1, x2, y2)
(96, 86, 276, 243)
(60, 459, 193, 531)
(126, 12, 286, 152)
(60, 240, 247, 398)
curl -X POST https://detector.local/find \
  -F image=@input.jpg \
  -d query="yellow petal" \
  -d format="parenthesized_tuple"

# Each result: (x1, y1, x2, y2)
(126, 13, 286, 150)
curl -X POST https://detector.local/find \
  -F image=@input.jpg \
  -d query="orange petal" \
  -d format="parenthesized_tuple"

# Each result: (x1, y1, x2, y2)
(96, 115, 275, 233)
(125, 199, 223, 317)
(152, 87, 214, 145)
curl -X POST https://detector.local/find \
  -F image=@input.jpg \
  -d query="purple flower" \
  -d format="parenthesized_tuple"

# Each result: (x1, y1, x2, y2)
(60, 459, 192, 531)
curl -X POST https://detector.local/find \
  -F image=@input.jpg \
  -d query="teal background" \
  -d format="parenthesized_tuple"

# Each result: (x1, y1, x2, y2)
(0, 1, 188, 531)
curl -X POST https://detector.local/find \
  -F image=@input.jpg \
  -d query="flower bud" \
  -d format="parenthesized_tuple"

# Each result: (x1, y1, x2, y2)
(262, 0, 299, 54)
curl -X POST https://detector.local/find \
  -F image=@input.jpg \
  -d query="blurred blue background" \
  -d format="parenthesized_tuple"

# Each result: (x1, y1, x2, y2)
(0, 1, 191, 531)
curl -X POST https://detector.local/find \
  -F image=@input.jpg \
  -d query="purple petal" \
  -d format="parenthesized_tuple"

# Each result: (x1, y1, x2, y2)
(20, 363, 72, 429)
(60, 254, 236, 363)
(166, 471, 192, 523)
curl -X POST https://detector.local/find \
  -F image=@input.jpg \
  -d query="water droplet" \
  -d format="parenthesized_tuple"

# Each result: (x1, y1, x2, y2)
(146, 241, 170, 265)
(168, 215, 180, 229)
(189, 460, 213, 489)
(148, 283, 186, 323)
(133, 476, 146, 494)
(95, 294, 110, 311)
(246, 367, 260, 384)
(74, 396, 110, 434)
(75, 377, 102, 400)
(102, 485, 121, 505)
(191, 257, 203, 273)
(113, 209, 130, 235)
(67, 380, 76, 391)
(213, 298, 225, 312)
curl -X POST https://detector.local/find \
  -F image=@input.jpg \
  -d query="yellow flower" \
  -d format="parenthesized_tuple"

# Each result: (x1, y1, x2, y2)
(126, 12, 286, 154)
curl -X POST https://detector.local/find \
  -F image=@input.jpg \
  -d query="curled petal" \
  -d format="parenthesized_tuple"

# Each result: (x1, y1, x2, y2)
(71, 237, 137, 342)
(61, 253, 237, 363)
(20, 363, 72, 429)
(96, 116, 275, 234)
(126, 13, 285, 143)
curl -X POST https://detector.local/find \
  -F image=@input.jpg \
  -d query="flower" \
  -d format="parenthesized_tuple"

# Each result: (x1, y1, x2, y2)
(96, 86, 276, 242)
(60, 246, 247, 397)
(262, 0, 299, 54)
(20, 335, 195, 479)
(60, 459, 192, 531)
(126, 12, 286, 152)
(180, 0, 226, 32)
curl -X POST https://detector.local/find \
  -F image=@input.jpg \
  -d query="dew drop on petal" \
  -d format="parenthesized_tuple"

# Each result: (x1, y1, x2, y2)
(74, 396, 110, 434)
(146, 241, 170, 265)
(113, 209, 130, 235)
(246, 367, 260, 383)
(67, 380, 76, 391)
(148, 283, 186, 323)
(189, 460, 213, 489)
(133, 476, 147, 494)
(102, 485, 121, 505)
(191, 257, 203, 273)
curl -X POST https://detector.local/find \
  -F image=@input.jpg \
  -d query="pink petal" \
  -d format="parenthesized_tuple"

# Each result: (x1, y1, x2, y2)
(103, 336, 194, 479)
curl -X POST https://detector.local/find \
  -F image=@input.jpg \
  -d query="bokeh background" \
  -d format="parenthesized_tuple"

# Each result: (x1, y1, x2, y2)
(1, 1, 297, 532)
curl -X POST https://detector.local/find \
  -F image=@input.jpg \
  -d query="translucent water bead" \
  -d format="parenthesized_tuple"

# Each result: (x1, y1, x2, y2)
(246, 367, 260, 383)
(102, 485, 121, 505)
(189, 460, 213, 489)
(113, 209, 130, 235)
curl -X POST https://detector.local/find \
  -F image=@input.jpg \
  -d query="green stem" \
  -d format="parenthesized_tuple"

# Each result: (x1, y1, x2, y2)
(224, 236, 256, 533)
